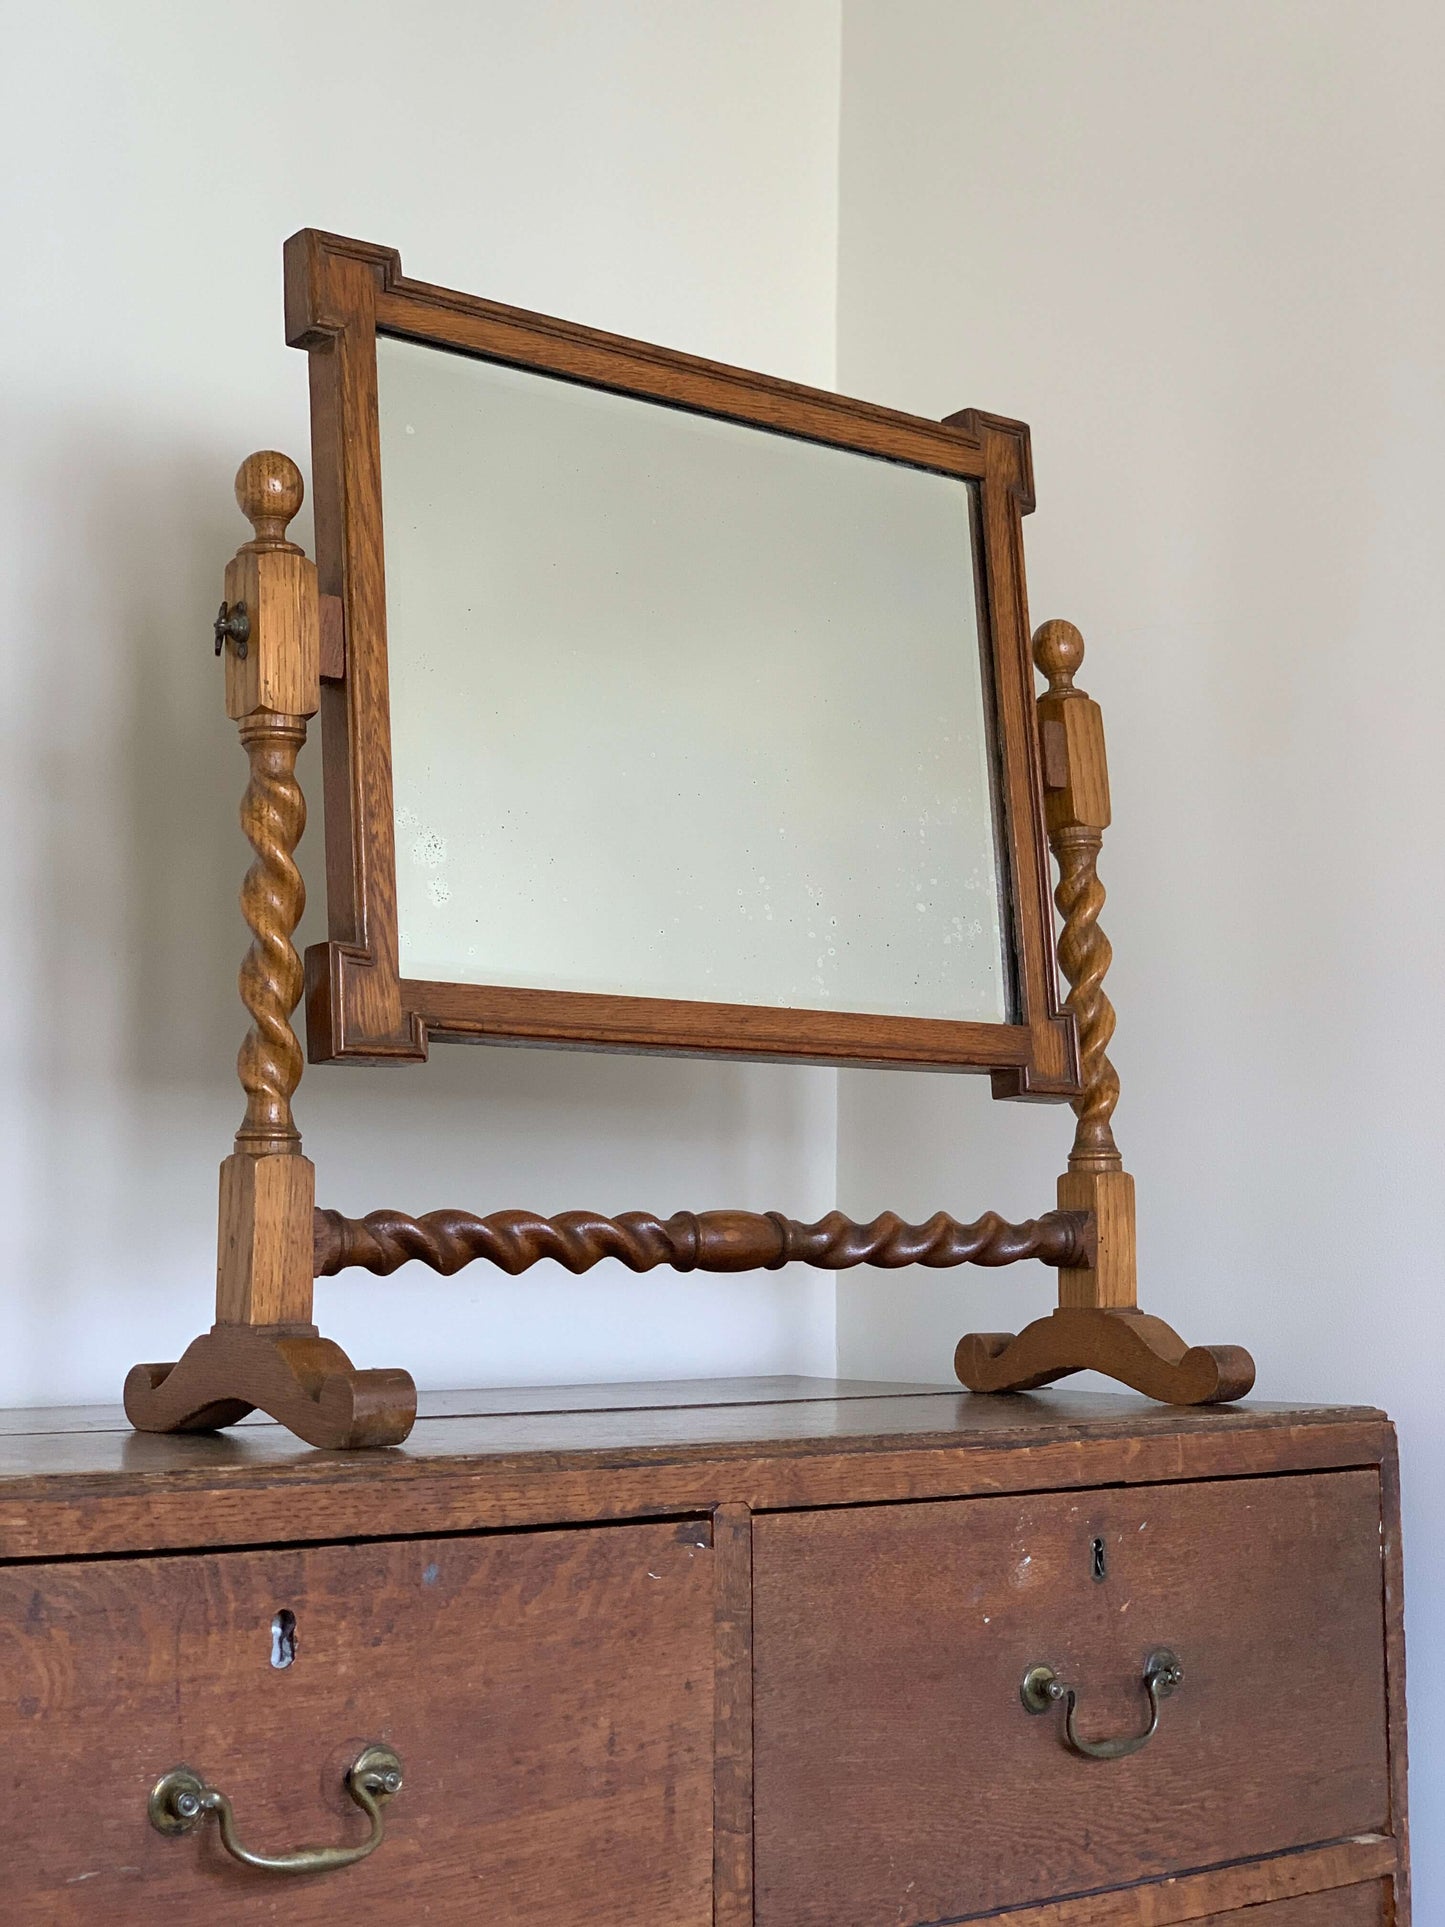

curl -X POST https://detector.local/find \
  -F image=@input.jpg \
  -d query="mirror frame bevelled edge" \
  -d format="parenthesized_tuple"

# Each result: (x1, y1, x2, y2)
(283, 227, 1079, 1099)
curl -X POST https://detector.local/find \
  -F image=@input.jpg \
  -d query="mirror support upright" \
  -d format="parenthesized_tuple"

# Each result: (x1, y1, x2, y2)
(954, 622, 1256, 1404)
(124, 454, 418, 1448)
(124, 456, 1253, 1451)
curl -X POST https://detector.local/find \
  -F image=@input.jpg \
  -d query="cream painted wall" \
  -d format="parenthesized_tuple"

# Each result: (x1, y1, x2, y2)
(0, 0, 842, 1405)
(836, 0, 1443, 1869)
(3, 0, 1437, 1853)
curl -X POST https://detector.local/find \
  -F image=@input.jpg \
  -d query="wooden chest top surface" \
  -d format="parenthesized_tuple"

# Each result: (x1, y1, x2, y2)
(0, 1379, 1392, 1561)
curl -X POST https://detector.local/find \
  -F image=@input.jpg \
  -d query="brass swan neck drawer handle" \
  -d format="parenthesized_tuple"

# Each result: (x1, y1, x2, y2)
(149, 1742, 403, 1874)
(1021, 1649, 1183, 1761)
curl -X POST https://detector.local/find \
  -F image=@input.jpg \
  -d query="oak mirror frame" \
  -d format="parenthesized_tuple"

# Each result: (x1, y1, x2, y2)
(285, 229, 1078, 1096)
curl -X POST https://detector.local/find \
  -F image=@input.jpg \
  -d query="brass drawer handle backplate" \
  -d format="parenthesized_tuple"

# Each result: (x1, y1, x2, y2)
(1021, 1649, 1183, 1761)
(149, 1742, 403, 1875)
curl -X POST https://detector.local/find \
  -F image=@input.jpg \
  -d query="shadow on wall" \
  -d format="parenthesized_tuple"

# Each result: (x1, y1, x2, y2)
(4, 413, 834, 1406)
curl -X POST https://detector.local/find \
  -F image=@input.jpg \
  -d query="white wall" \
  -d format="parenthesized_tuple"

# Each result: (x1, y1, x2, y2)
(0, 0, 842, 1404)
(836, 0, 1444, 1875)
(4, 0, 1438, 1858)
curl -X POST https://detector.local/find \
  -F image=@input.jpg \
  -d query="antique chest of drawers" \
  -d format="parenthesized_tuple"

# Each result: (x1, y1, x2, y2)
(0, 1380, 1407, 1924)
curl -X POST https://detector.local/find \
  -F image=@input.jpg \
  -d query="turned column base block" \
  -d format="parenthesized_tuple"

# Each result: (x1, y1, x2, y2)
(123, 1325, 417, 1448)
(216, 1151, 316, 1326)
(955, 1307, 1256, 1406)
(1056, 1167, 1136, 1309)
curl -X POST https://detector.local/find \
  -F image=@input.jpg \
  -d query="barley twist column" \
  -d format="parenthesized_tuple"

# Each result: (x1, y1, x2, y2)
(126, 451, 417, 1447)
(955, 617, 1254, 1402)
(234, 710, 308, 1152)
(1030, 618, 1132, 1298)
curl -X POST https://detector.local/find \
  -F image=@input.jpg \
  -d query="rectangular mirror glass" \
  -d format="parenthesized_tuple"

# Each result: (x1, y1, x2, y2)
(376, 333, 1012, 1025)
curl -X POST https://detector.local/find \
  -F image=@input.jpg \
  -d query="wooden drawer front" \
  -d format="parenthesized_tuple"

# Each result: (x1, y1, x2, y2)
(754, 1472, 1390, 1926)
(1195, 1885, 1385, 1926)
(0, 1519, 715, 1924)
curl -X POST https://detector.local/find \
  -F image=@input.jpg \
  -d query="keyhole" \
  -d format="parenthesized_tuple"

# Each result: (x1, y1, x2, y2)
(270, 1608, 297, 1669)
(1091, 1538, 1107, 1583)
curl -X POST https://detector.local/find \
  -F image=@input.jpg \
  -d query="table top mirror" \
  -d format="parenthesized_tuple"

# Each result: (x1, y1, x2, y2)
(292, 230, 1076, 1087)
(122, 231, 1254, 1450)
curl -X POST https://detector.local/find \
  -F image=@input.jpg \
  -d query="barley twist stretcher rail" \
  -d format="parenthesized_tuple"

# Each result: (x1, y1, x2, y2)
(312, 1206, 1094, 1279)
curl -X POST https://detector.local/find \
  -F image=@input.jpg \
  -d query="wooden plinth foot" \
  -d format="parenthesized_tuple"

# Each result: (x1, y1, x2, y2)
(124, 1325, 417, 1449)
(955, 1308, 1256, 1407)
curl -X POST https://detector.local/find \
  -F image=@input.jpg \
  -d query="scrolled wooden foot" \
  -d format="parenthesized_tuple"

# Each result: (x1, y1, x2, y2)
(955, 1308, 1255, 1407)
(124, 1326, 417, 1449)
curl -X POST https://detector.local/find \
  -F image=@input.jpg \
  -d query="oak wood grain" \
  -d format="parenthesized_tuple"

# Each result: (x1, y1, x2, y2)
(955, 411, 1078, 1102)
(982, 1849, 1391, 1926)
(284, 230, 992, 475)
(123, 1325, 416, 1451)
(222, 451, 319, 1159)
(230, 708, 309, 1154)
(126, 452, 415, 1449)
(317, 591, 345, 681)
(957, 1306, 1256, 1405)
(1033, 618, 1121, 1172)
(298, 241, 422, 1062)
(1057, 1167, 1136, 1310)
(711, 1503, 752, 1927)
(0, 1520, 715, 1923)
(1186, 1885, 1384, 1925)
(958, 618, 1253, 1409)
(398, 976, 1045, 1070)
(0, 1375, 955, 1435)
(1381, 1430, 1411, 1922)
(753, 1472, 1390, 1924)
(285, 229, 1075, 1085)
(313, 1202, 1091, 1278)
(216, 1153, 314, 1325)
(0, 1390, 1392, 1561)
(0, 1385, 1407, 1920)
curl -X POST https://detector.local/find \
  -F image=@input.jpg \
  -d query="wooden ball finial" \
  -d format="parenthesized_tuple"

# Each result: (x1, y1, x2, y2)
(1033, 618, 1085, 693)
(234, 451, 304, 549)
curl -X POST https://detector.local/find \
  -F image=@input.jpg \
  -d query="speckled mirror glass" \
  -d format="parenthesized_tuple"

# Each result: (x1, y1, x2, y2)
(376, 334, 1012, 1024)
